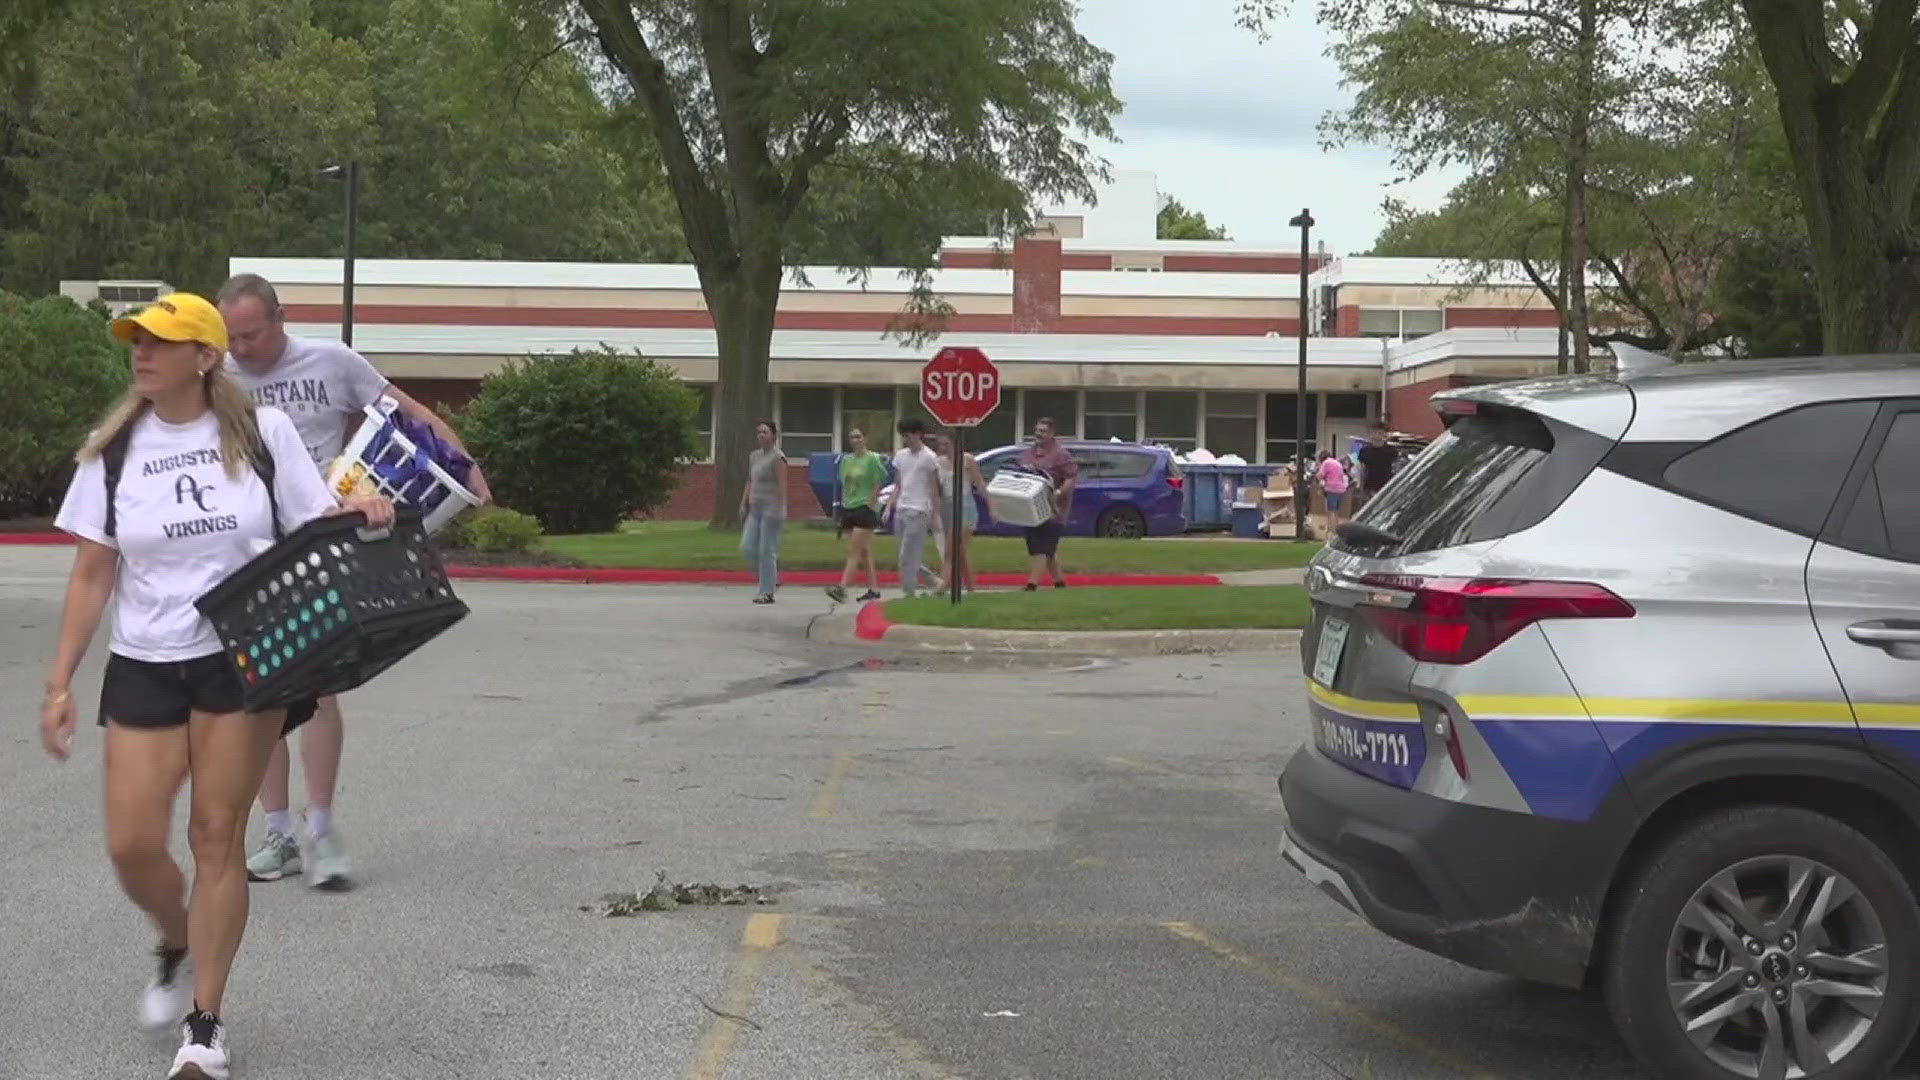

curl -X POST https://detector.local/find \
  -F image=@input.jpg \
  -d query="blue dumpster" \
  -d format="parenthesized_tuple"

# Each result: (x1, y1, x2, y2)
(1182, 464, 1277, 530)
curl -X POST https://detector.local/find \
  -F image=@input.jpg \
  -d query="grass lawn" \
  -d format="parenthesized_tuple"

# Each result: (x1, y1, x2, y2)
(883, 585, 1310, 632)
(542, 521, 1321, 575)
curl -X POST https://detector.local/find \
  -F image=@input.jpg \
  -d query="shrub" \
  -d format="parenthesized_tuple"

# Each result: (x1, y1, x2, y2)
(457, 349, 700, 534)
(441, 506, 543, 553)
(0, 293, 127, 517)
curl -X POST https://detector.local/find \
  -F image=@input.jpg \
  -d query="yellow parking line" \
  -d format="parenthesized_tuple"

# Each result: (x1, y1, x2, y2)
(1162, 922, 1501, 1080)
(810, 753, 854, 820)
(688, 913, 784, 1080)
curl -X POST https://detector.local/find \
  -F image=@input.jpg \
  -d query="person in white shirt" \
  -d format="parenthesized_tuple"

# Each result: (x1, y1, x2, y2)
(217, 272, 489, 891)
(39, 293, 392, 1079)
(884, 418, 945, 598)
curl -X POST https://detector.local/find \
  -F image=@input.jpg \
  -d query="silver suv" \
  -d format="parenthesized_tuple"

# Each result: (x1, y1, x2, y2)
(1281, 356, 1920, 1080)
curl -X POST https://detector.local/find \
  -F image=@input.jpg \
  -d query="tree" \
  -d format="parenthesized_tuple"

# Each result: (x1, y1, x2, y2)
(563, 0, 1118, 527)
(0, 292, 125, 517)
(3, 0, 375, 293)
(1740, 0, 1920, 352)
(341, 0, 685, 264)
(458, 349, 701, 534)
(1158, 197, 1231, 240)
(1244, 0, 1663, 372)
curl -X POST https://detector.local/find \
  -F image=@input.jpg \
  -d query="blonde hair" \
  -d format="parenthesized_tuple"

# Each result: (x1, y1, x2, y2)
(79, 351, 264, 479)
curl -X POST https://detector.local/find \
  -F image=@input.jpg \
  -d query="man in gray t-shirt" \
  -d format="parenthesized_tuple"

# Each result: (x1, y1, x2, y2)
(216, 271, 491, 893)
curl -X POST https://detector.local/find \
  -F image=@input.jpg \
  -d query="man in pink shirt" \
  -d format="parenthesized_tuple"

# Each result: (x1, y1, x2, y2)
(1016, 418, 1078, 590)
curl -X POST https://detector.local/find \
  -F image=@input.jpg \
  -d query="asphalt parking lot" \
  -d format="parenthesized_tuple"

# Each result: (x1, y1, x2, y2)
(4, 545, 1913, 1079)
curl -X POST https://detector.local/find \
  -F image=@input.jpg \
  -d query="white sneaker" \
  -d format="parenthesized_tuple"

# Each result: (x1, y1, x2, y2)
(169, 1010, 229, 1079)
(141, 946, 192, 1032)
(309, 829, 352, 892)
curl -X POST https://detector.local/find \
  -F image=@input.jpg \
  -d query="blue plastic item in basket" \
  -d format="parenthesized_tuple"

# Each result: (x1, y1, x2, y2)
(363, 412, 472, 515)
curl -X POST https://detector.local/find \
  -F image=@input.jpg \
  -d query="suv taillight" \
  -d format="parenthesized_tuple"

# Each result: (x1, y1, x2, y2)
(1356, 577, 1634, 664)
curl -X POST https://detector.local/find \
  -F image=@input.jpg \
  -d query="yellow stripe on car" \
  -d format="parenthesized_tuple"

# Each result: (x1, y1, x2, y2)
(1308, 682, 1421, 722)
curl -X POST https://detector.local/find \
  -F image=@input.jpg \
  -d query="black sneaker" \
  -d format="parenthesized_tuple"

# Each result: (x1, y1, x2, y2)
(752, 594, 775, 605)
(1054, 579, 1067, 589)
(169, 1009, 228, 1079)
(1023, 583, 1038, 592)
(857, 590, 881, 602)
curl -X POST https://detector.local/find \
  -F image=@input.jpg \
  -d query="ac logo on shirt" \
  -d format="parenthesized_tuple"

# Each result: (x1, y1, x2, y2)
(175, 474, 217, 513)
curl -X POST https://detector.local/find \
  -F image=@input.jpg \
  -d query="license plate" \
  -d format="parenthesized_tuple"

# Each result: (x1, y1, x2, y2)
(1312, 616, 1350, 687)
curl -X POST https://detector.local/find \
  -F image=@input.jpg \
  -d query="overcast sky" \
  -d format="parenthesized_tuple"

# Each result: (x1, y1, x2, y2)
(1072, 0, 1463, 253)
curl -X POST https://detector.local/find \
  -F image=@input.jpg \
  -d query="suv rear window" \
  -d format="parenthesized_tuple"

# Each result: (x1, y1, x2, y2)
(1339, 406, 1578, 556)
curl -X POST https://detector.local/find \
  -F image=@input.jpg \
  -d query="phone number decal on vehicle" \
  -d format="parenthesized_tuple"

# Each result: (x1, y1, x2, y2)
(1313, 712, 1426, 788)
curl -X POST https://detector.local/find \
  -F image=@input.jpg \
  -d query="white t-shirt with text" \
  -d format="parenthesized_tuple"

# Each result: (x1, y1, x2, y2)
(891, 445, 941, 514)
(223, 336, 390, 468)
(55, 407, 339, 663)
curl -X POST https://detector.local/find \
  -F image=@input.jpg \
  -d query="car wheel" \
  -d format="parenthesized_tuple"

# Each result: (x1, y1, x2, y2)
(1096, 506, 1146, 539)
(1603, 805, 1920, 1080)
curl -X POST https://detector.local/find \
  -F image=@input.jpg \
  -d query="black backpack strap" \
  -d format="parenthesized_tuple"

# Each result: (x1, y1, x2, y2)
(244, 410, 282, 542)
(101, 422, 134, 539)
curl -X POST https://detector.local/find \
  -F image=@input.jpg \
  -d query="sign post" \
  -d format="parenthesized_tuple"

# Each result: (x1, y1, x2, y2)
(919, 346, 1002, 605)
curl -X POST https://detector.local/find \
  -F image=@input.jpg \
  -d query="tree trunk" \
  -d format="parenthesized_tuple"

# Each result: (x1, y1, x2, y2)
(1566, 0, 1597, 374)
(1743, 0, 1920, 354)
(703, 252, 781, 530)
(1557, 204, 1573, 376)
(1793, 129, 1920, 353)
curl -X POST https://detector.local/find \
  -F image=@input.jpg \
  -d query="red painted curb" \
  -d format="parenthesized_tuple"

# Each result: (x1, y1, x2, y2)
(0, 532, 71, 545)
(854, 601, 892, 641)
(441, 566, 1222, 587)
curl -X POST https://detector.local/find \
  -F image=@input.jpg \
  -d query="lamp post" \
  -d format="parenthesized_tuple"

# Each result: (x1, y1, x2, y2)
(320, 162, 360, 347)
(1288, 208, 1314, 542)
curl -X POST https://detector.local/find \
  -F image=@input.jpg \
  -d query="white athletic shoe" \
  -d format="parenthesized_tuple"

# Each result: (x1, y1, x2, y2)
(141, 946, 192, 1032)
(168, 1010, 229, 1079)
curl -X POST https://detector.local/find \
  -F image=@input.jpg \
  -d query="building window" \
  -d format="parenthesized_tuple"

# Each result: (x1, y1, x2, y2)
(1023, 389, 1078, 439)
(778, 386, 837, 457)
(691, 384, 714, 462)
(1205, 392, 1258, 461)
(1326, 392, 1371, 420)
(966, 400, 1020, 454)
(1144, 391, 1199, 454)
(1084, 390, 1139, 443)
(1266, 392, 1321, 464)
(842, 387, 896, 456)
(1357, 308, 1445, 341)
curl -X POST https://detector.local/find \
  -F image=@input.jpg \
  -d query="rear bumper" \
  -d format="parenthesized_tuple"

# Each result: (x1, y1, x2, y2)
(1279, 745, 1614, 988)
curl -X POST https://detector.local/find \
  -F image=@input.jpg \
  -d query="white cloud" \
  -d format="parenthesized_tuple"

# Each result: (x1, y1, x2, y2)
(1071, 0, 1464, 251)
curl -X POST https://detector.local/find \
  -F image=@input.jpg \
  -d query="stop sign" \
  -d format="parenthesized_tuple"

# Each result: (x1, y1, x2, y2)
(920, 346, 1001, 427)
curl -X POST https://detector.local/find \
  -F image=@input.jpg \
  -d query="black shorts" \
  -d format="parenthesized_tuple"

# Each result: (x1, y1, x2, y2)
(99, 653, 317, 735)
(1024, 519, 1064, 557)
(837, 506, 881, 533)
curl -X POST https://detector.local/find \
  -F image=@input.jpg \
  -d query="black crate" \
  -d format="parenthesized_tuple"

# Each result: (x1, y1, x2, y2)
(195, 509, 469, 711)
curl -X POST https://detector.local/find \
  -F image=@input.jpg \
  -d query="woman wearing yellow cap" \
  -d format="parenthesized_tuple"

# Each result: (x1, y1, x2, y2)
(37, 293, 392, 1079)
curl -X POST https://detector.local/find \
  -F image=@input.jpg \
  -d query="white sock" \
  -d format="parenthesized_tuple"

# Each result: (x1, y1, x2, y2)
(305, 806, 333, 840)
(265, 810, 294, 837)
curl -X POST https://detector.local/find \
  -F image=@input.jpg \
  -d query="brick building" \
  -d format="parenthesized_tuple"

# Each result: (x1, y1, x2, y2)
(225, 171, 1573, 519)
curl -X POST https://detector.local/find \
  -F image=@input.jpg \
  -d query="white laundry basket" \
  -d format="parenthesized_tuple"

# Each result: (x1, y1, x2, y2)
(325, 401, 480, 536)
(986, 471, 1055, 528)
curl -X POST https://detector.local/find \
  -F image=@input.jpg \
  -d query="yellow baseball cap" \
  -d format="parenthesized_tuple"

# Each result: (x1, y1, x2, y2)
(109, 292, 228, 353)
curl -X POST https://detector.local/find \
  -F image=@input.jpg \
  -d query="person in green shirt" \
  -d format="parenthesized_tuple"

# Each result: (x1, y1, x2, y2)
(827, 429, 887, 603)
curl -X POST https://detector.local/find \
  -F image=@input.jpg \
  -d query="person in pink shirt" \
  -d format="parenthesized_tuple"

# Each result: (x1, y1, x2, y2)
(1316, 449, 1350, 533)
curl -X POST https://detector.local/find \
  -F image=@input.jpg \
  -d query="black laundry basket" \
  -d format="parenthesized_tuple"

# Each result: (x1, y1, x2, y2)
(195, 509, 469, 711)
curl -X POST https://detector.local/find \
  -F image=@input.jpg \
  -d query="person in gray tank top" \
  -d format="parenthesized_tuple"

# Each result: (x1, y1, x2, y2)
(739, 420, 787, 603)
(216, 272, 492, 895)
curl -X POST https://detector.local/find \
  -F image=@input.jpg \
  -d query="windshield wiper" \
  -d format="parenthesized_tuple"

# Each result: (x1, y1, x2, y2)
(1335, 521, 1403, 548)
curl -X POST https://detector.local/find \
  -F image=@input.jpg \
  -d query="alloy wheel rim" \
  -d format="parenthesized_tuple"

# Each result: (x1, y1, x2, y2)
(1666, 855, 1889, 1079)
